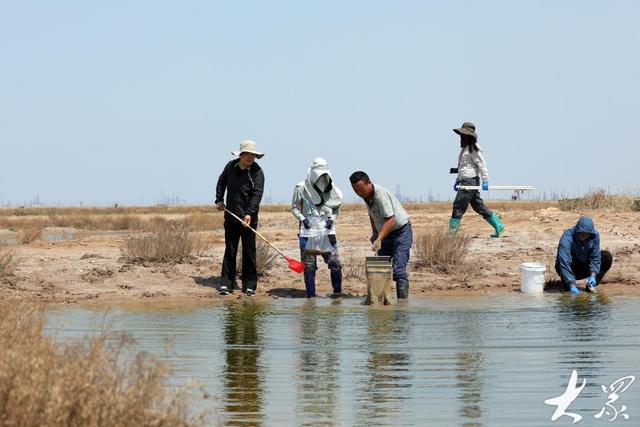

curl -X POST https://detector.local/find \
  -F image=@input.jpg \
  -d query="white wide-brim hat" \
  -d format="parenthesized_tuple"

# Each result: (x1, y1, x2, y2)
(231, 139, 265, 159)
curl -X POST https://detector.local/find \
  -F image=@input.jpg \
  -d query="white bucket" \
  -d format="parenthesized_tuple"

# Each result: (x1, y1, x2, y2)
(520, 262, 546, 293)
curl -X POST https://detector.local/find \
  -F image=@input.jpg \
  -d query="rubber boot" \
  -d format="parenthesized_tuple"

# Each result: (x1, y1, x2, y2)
(449, 218, 461, 234)
(396, 281, 409, 299)
(485, 212, 505, 238)
(303, 271, 317, 298)
(330, 269, 342, 294)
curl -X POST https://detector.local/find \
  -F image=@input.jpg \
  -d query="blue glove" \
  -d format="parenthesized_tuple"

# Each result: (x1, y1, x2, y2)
(482, 181, 489, 191)
(569, 284, 580, 294)
(588, 276, 597, 286)
(325, 219, 333, 229)
(302, 219, 311, 229)
(453, 180, 460, 191)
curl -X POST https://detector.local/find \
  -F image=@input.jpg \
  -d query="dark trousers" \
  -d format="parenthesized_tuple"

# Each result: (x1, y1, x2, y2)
(452, 177, 492, 220)
(221, 218, 257, 291)
(554, 250, 613, 287)
(378, 222, 413, 284)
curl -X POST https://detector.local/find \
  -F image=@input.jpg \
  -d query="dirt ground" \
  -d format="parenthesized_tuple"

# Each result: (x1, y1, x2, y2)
(1, 207, 639, 304)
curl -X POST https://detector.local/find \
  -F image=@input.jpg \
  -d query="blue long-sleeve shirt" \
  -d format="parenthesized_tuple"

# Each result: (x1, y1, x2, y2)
(556, 216, 601, 283)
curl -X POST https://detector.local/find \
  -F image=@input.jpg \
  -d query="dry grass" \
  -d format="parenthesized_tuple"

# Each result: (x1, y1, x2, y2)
(18, 227, 41, 244)
(0, 200, 558, 218)
(0, 201, 561, 234)
(559, 190, 636, 212)
(342, 252, 366, 282)
(414, 227, 472, 273)
(0, 303, 204, 426)
(339, 200, 559, 213)
(0, 204, 274, 217)
(107, 215, 145, 231)
(181, 213, 224, 231)
(0, 211, 223, 234)
(0, 217, 49, 234)
(0, 248, 18, 279)
(543, 252, 560, 284)
(191, 232, 217, 256)
(121, 224, 193, 263)
(237, 240, 279, 276)
(0, 205, 212, 217)
(256, 240, 279, 275)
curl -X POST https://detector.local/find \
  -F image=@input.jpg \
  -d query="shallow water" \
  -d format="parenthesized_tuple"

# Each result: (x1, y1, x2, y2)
(42, 230, 76, 241)
(0, 232, 18, 245)
(46, 293, 640, 425)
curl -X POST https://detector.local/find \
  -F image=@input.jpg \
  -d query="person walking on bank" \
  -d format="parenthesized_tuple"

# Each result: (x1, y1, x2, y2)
(291, 158, 344, 298)
(449, 122, 505, 237)
(555, 216, 613, 294)
(215, 140, 265, 296)
(349, 171, 413, 299)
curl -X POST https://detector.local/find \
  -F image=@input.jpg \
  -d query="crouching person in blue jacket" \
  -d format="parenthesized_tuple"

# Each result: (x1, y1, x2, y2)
(555, 216, 613, 294)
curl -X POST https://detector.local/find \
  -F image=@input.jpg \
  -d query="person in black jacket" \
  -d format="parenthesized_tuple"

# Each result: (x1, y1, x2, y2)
(215, 140, 265, 296)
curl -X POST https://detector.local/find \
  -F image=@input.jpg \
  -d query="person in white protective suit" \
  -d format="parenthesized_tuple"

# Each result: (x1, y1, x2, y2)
(291, 158, 344, 298)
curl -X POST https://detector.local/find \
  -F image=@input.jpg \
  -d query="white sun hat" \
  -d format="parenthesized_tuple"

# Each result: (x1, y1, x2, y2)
(231, 139, 264, 159)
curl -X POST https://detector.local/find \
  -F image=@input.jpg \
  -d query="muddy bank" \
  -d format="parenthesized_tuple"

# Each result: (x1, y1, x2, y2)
(1, 208, 639, 304)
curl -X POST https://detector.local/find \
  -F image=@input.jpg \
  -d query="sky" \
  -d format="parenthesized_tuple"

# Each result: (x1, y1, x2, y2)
(1, 1, 639, 206)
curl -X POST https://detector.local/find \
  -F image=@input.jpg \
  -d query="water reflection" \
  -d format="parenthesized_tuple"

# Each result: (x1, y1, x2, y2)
(295, 300, 341, 425)
(555, 294, 613, 397)
(453, 312, 485, 427)
(43, 294, 640, 426)
(357, 309, 412, 424)
(221, 302, 265, 426)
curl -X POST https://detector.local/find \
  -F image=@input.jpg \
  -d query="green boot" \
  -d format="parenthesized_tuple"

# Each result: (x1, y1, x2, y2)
(449, 218, 461, 233)
(485, 212, 505, 238)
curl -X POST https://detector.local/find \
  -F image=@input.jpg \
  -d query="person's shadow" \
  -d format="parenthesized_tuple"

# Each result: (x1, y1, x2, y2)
(266, 288, 308, 298)
(265, 288, 362, 298)
(509, 266, 564, 293)
(544, 279, 564, 293)
(510, 280, 564, 293)
(192, 275, 224, 292)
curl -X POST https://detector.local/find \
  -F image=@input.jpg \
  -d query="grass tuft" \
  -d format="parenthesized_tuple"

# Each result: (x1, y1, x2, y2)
(342, 252, 366, 282)
(559, 190, 636, 212)
(414, 227, 471, 274)
(0, 248, 18, 279)
(191, 232, 217, 257)
(0, 303, 204, 426)
(18, 227, 41, 244)
(237, 240, 279, 276)
(121, 224, 193, 263)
